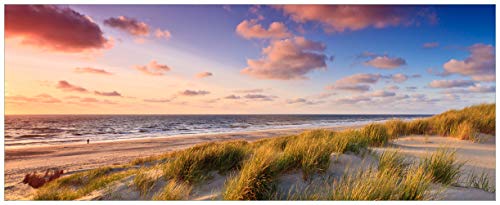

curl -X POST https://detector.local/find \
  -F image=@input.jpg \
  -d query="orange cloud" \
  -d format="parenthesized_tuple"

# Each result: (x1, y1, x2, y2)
(276, 5, 430, 33)
(196, 72, 213, 78)
(236, 19, 291, 39)
(155, 29, 172, 40)
(242, 37, 328, 80)
(56, 81, 88, 92)
(5, 5, 111, 52)
(104, 16, 150, 36)
(134, 60, 171, 76)
(74, 67, 113, 75)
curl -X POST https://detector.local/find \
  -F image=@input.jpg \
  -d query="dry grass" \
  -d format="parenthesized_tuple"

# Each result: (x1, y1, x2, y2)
(153, 180, 192, 200)
(420, 147, 463, 185)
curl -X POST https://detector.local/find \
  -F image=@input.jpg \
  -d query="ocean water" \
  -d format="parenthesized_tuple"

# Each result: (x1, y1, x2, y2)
(4, 114, 430, 148)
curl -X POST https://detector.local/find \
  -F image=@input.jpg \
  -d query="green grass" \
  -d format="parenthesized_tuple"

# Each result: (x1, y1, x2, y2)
(163, 140, 249, 183)
(377, 150, 408, 176)
(420, 147, 463, 185)
(466, 170, 495, 193)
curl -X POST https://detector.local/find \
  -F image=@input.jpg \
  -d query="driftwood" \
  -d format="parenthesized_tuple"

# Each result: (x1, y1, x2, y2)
(22, 169, 64, 188)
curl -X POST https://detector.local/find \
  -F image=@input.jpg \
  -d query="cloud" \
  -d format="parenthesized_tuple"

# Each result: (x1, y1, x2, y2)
(244, 94, 277, 101)
(406, 86, 418, 91)
(335, 73, 382, 84)
(56, 81, 88, 92)
(154, 28, 171, 40)
(371, 90, 396, 97)
(6, 94, 61, 103)
(74, 67, 113, 75)
(241, 36, 328, 80)
(364, 55, 406, 69)
(442, 44, 495, 82)
(326, 73, 381, 92)
(179, 90, 210, 96)
(385, 85, 400, 91)
(286, 98, 324, 105)
(428, 79, 475, 88)
(275, 5, 434, 33)
(135, 60, 171, 76)
(391, 73, 408, 83)
(94, 91, 122, 97)
(334, 95, 371, 104)
(236, 19, 291, 39)
(326, 84, 371, 92)
(467, 84, 496, 93)
(143, 98, 171, 103)
(224, 95, 241, 99)
(5, 5, 111, 52)
(234, 88, 265, 93)
(196, 72, 213, 79)
(423, 42, 439, 48)
(104, 16, 150, 36)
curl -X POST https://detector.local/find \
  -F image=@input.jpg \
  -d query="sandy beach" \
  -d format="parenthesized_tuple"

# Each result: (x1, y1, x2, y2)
(5, 125, 363, 200)
(5, 122, 496, 200)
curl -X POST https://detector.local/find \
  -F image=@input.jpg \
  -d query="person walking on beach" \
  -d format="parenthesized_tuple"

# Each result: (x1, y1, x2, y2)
(87, 139, 90, 144)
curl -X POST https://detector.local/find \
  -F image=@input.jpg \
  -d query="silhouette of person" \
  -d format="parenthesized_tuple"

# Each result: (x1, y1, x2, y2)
(87, 139, 90, 144)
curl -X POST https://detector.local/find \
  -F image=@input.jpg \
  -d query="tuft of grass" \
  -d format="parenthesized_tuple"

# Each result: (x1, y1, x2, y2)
(378, 150, 408, 176)
(223, 146, 279, 200)
(452, 121, 478, 141)
(34, 167, 135, 200)
(163, 140, 249, 183)
(360, 123, 389, 146)
(466, 170, 495, 193)
(406, 119, 431, 135)
(420, 148, 463, 185)
(385, 119, 408, 139)
(153, 180, 192, 200)
(133, 166, 161, 197)
(398, 165, 433, 200)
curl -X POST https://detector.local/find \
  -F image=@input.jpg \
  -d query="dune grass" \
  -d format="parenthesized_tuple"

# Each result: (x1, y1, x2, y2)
(34, 167, 136, 200)
(466, 170, 495, 193)
(33, 103, 494, 200)
(163, 140, 250, 183)
(153, 180, 192, 200)
(420, 147, 463, 185)
(223, 146, 280, 200)
(133, 166, 162, 197)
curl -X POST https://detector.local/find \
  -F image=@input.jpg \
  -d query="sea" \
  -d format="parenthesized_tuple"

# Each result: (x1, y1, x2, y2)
(4, 114, 431, 148)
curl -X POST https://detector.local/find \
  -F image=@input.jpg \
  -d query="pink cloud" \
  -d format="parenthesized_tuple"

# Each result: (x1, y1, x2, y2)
(135, 60, 171, 76)
(242, 37, 328, 80)
(196, 72, 213, 79)
(443, 44, 495, 82)
(224, 95, 241, 99)
(364, 56, 406, 69)
(143, 98, 171, 103)
(56, 81, 88, 92)
(104, 16, 150, 36)
(155, 29, 172, 40)
(236, 19, 291, 39)
(371, 90, 396, 97)
(326, 84, 371, 92)
(5, 5, 111, 52)
(391, 73, 408, 83)
(74, 67, 113, 75)
(234, 88, 265, 93)
(335, 73, 382, 84)
(276, 5, 425, 33)
(428, 79, 475, 88)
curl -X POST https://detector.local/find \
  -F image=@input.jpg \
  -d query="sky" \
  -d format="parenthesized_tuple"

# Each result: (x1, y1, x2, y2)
(4, 5, 496, 114)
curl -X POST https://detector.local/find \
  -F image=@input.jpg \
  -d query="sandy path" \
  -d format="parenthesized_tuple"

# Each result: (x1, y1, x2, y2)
(4, 125, 360, 200)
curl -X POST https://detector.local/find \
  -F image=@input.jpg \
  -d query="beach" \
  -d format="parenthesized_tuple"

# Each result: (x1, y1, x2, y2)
(5, 125, 362, 200)
(4, 123, 496, 200)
